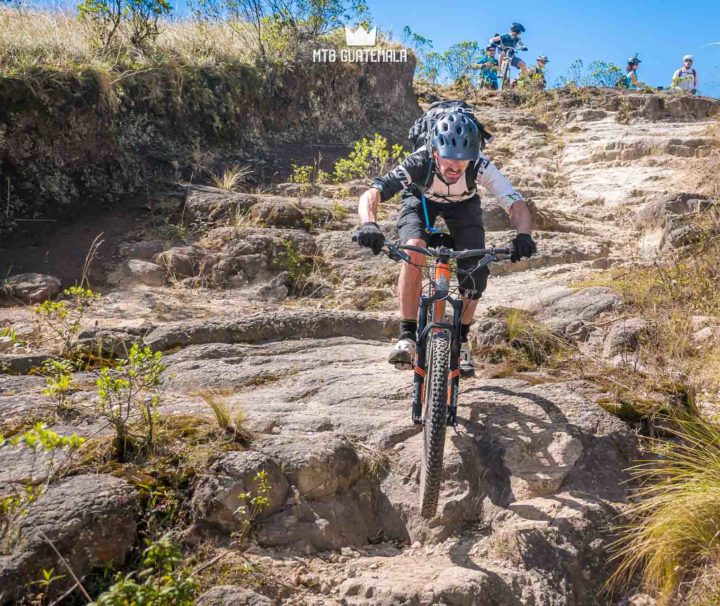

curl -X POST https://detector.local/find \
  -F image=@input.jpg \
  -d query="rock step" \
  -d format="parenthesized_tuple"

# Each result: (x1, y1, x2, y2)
(78, 310, 397, 354)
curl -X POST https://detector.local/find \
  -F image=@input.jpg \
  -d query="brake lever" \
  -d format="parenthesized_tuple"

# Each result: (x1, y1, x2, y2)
(386, 245, 411, 263)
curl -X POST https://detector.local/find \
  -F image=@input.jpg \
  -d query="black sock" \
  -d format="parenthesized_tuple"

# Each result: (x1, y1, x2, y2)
(460, 323, 472, 343)
(400, 319, 417, 341)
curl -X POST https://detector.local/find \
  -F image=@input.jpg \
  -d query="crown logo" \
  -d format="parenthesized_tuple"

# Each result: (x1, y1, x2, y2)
(344, 25, 377, 47)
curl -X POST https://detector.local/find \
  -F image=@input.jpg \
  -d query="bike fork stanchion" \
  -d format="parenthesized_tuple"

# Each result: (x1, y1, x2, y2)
(412, 296, 430, 424)
(447, 299, 463, 426)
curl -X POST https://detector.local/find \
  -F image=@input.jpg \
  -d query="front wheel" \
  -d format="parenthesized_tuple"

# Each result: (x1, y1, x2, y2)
(419, 331, 451, 518)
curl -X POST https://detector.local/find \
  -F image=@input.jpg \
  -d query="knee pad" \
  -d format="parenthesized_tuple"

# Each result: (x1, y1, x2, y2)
(457, 264, 489, 300)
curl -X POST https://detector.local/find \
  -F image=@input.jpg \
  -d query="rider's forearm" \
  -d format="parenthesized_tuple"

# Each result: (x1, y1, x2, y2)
(358, 188, 381, 224)
(509, 200, 532, 233)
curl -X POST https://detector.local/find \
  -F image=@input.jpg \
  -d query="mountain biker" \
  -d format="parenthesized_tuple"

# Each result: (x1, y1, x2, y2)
(489, 23, 528, 73)
(671, 55, 698, 94)
(354, 109, 536, 376)
(472, 45, 499, 90)
(518, 55, 549, 90)
(617, 55, 641, 90)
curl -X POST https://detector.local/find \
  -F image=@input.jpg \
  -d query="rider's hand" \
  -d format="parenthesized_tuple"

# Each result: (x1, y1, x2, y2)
(511, 233, 537, 263)
(356, 222, 384, 255)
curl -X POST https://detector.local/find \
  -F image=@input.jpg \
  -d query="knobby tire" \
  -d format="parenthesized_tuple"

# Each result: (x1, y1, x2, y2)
(419, 331, 451, 518)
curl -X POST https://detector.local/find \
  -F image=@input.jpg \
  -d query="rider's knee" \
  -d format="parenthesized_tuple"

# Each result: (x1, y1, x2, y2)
(404, 238, 427, 266)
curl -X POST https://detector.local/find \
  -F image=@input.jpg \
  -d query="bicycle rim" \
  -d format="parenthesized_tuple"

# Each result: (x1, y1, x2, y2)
(419, 331, 451, 519)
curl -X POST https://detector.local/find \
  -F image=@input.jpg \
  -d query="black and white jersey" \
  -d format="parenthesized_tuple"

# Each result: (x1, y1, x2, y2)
(370, 147, 523, 211)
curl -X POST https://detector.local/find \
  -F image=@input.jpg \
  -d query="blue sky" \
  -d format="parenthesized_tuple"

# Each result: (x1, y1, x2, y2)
(31, 0, 720, 97)
(368, 0, 720, 97)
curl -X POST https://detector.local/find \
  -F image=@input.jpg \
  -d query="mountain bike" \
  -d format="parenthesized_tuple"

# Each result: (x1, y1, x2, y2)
(497, 45, 526, 89)
(377, 237, 512, 518)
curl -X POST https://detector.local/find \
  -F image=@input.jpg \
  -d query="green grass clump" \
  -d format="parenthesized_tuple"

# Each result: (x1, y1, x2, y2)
(608, 416, 720, 605)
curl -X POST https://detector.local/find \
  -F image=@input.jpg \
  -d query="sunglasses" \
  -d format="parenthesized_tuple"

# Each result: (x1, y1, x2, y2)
(685, 60, 693, 63)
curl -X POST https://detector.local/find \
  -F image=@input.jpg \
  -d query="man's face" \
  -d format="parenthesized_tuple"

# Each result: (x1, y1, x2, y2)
(684, 59, 693, 68)
(434, 152, 469, 184)
(510, 31, 520, 39)
(487, 48, 496, 58)
(537, 60, 547, 70)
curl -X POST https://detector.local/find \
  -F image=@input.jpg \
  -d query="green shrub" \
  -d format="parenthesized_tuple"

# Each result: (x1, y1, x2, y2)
(96, 344, 166, 460)
(41, 358, 77, 411)
(444, 40, 481, 84)
(33, 286, 98, 358)
(332, 134, 405, 183)
(78, 0, 172, 50)
(556, 58, 623, 88)
(92, 535, 198, 605)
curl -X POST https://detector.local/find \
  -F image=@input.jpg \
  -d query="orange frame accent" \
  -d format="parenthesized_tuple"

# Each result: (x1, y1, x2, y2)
(432, 261, 450, 327)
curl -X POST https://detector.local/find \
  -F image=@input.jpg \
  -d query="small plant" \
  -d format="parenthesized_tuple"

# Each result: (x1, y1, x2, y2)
(289, 163, 313, 185)
(273, 240, 314, 292)
(330, 200, 349, 223)
(33, 286, 98, 358)
(41, 359, 76, 411)
(0, 424, 85, 543)
(96, 343, 165, 461)
(232, 470, 271, 543)
(332, 134, 405, 183)
(28, 568, 66, 605)
(0, 326, 27, 347)
(209, 164, 252, 192)
(92, 535, 198, 606)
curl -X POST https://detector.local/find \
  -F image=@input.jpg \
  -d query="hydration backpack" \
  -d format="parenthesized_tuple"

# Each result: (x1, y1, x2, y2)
(408, 100, 492, 151)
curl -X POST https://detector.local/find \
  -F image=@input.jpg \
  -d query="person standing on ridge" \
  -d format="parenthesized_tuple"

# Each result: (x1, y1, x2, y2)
(671, 55, 698, 94)
(353, 102, 536, 376)
(489, 23, 528, 74)
(473, 45, 499, 89)
(617, 55, 641, 90)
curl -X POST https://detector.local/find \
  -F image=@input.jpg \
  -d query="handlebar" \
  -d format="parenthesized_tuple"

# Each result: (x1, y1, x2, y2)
(391, 241, 511, 261)
(350, 234, 514, 265)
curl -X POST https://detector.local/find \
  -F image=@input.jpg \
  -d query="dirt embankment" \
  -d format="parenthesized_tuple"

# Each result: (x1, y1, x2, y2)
(0, 57, 418, 236)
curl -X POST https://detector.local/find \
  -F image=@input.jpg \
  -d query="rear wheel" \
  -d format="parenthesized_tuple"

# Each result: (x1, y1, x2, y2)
(419, 331, 451, 518)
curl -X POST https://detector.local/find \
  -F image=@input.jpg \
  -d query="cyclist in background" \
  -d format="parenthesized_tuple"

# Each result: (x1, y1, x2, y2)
(472, 45, 499, 90)
(671, 55, 698, 94)
(489, 23, 528, 73)
(617, 55, 641, 90)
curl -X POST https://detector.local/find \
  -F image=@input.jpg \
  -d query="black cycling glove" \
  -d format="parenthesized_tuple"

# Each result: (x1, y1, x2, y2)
(355, 222, 384, 255)
(511, 233, 537, 263)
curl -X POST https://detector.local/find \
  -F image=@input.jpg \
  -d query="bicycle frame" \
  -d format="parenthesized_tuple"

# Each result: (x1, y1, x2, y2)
(412, 251, 463, 426)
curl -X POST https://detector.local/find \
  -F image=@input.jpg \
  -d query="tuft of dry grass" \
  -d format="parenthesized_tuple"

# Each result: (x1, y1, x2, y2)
(200, 389, 232, 430)
(607, 416, 720, 605)
(480, 307, 571, 375)
(0, 5, 259, 76)
(209, 165, 253, 192)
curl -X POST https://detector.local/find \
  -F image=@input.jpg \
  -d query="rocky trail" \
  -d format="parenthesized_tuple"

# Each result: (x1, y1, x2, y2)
(1, 90, 719, 605)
